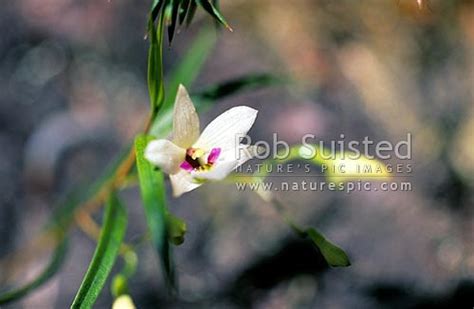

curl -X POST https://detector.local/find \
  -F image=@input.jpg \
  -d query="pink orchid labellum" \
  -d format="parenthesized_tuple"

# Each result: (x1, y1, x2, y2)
(145, 85, 259, 197)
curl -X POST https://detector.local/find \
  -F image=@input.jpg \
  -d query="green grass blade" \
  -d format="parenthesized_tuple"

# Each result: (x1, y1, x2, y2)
(195, 0, 232, 31)
(71, 192, 128, 308)
(195, 73, 282, 101)
(179, 0, 191, 25)
(0, 239, 68, 305)
(211, 0, 221, 29)
(134, 134, 174, 289)
(185, 0, 197, 27)
(151, 0, 164, 22)
(167, 0, 180, 45)
(148, 13, 166, 116)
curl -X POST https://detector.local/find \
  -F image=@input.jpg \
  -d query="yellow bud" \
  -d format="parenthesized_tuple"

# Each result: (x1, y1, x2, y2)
(112, 295, 136, 309)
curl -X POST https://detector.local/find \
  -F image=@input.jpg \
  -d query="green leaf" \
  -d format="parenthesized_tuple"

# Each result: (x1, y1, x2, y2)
(71, 192, 128, 308)
(151, 0, 165, 22)
(134, 134, 175, 288)
(195, 73, 283, 101)
(211, 0, 221, 29)
(178, 0, 191, 25)
(0, 239, 68, 305)
(306, 228, 351, 267)
(163, 0, 173, 25)
(167, 0, 180, 44)
(147, 13, 166, 116)
(185, 0, 197, 27)
(196, 0, 232, 31)
(167, 213, 187, 245)
(268, 200, 350, 268)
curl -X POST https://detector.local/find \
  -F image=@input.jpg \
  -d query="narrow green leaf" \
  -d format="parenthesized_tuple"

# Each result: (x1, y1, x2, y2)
(147, 13, 165, 116)
(134, 134, 175, 288)
(71, 192, 128, 308)
(306, 228, 351, 267)
(163, 0, 173, 25)
(151, 0, 165, 22)
(167, 0, 180, 45)
(268, 200, 350, 268)
(196, 73, 283, 101)
(196, 0, 232, 31)
(167, 213, 187, 245)
(211, 0, 221, 29)
(178, 0, 191, 25)
(185, 0, 197, 27)
(0, 239, 68, 305)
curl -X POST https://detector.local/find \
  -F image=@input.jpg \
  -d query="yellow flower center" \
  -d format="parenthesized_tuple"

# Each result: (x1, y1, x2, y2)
(179, 147, 221, 172)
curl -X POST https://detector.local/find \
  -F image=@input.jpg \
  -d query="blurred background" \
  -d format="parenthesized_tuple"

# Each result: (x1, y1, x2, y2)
(1, 0, 474, 308)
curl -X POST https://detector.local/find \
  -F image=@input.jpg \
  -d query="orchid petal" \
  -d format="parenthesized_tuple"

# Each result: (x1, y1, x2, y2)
(145, 139, 186, 174)
(172, 84, 200, 148)
(194, 145, 260, 180)
(170, 170, 202, 197)
(194, 106, 258, 151)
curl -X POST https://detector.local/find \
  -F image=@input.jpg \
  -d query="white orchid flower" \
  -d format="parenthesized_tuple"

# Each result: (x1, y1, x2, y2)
(145, 85, 260, 197)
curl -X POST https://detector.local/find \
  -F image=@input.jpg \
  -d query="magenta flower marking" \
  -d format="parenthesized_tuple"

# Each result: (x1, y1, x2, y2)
(179, 160, 194, 172)
(179, 147, 222, 172)
(207, 147, 221, 164)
